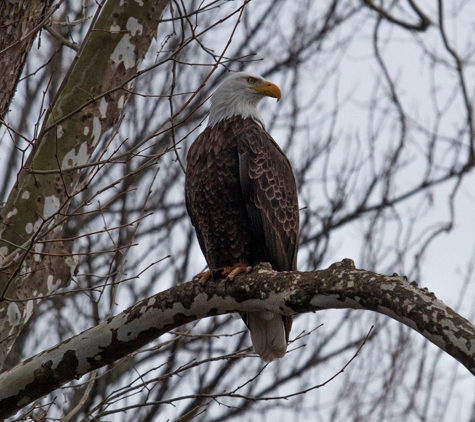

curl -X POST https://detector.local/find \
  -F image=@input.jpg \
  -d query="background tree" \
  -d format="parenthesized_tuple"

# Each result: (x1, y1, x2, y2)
(1, 0, 475, 421)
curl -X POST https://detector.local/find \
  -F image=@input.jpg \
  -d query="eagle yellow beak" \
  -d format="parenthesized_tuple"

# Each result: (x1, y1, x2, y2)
(251, 81, 281, 102)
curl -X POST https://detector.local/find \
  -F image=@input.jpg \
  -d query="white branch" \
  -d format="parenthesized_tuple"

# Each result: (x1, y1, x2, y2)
(0, 259, 474, 419)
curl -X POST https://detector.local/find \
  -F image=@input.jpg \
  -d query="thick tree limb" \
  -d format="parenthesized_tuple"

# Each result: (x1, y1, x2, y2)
(0, 259, 474, 419)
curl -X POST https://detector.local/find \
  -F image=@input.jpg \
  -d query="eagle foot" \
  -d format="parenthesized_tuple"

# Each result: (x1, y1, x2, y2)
(193, 270, 212, 287)
(194, 264, 252, 288)
(222, 264, 253, 282)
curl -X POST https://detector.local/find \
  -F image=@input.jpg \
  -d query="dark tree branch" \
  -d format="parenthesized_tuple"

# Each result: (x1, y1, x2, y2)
(0, 259, 474, 419)
(362, 0, 431, 31)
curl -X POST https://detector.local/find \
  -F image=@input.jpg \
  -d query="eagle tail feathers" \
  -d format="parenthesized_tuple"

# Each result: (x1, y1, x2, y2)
(247, 311, 287, 362)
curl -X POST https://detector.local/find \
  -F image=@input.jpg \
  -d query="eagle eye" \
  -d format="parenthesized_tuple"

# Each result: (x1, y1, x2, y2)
(247, 77, 256, 84)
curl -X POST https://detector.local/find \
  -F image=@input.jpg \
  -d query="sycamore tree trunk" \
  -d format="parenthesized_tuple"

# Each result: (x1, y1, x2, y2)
(0, 260, 474, 419)
(0, 0, 170, 368)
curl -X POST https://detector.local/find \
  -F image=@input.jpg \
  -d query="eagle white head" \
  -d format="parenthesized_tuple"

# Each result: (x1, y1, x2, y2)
(207, 72, 281, 129)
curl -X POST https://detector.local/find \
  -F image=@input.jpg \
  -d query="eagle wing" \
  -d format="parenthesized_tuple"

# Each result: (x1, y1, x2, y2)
(237, 121, 299, 272)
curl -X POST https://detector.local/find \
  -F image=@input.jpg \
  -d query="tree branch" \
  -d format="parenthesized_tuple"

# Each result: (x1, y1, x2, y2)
(362, 0, 431, 31)
(0, 259, 474, 419)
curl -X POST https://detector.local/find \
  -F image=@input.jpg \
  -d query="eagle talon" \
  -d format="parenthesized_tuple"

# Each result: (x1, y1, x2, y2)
(223, 276, 231, 292)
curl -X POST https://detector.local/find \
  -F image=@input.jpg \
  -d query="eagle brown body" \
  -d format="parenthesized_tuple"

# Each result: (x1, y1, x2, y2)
(186, 116, 298, 271)
(185, 72, 299, 361)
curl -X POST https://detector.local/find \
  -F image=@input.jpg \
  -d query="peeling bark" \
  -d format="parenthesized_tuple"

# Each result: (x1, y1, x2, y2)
(0, 260, 474, 419)
(0, 0, 171, 367)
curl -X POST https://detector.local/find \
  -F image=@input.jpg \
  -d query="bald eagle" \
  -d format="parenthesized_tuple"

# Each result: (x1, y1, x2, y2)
(185, 72, 299, 361)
